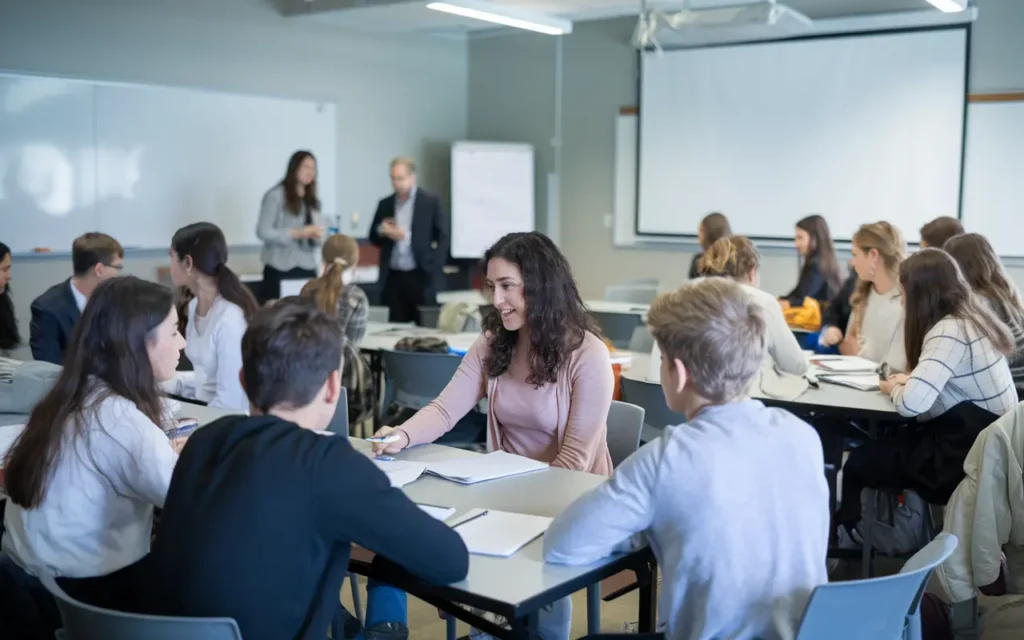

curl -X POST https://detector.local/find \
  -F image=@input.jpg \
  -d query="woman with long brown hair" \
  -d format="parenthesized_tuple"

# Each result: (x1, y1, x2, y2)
(945, 233, 1024, 386)
(0, 277, 185, 636)
(687, 212, 732, 279)
(300, 234, 368, 346)
(820, 221, 907, 368)
(257, 150, 325, 302)
(169, 222, 258, 412)
(698, 236, 808, 375)
(837, 249, 1016, 543)
(783, 214, 843, 306)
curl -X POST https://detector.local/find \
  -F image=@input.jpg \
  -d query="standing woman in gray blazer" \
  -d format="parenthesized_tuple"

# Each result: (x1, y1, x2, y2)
(256, 150, 325, 302)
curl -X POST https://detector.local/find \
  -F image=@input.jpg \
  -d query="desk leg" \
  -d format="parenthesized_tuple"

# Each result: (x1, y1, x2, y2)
(370, 351, 384, 433)
(509, 611, 539, 640)
(637, 557, 659, 633)
(587, 584, 601, 635)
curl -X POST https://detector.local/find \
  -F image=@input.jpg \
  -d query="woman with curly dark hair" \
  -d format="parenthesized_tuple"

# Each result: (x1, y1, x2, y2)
(372, 231, 614, 473)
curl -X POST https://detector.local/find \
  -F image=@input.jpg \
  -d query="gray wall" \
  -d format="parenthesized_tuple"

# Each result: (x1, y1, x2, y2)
(467, 0, 1024, 299)
(0, 0, 468, 347)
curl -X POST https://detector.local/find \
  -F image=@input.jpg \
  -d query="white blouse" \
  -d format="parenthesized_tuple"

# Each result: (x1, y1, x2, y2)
(2, 389, 178, 578)
(184, 296, 249, 412)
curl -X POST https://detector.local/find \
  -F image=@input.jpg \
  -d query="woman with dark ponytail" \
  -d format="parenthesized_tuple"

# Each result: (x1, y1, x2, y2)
(169, 223, 257, 411)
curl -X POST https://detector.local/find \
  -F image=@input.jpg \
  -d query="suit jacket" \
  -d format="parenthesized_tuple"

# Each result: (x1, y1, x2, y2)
(368, 189, 449, 294)
(30, 279, 80, 365)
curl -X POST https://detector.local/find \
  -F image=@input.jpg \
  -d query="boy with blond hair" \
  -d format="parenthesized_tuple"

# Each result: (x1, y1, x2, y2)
(544, 278, 830, 640)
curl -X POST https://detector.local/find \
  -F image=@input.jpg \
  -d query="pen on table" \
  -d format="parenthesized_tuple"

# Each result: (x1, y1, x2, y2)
(450, 510, 489, 530)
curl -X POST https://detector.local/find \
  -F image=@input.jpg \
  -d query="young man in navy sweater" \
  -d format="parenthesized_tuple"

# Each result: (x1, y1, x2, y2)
(138, 298, 469, 640)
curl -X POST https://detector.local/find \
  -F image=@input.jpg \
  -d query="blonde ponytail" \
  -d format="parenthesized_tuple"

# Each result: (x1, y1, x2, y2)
(300, 234, 359, 317)
(698, 236, 760, 281)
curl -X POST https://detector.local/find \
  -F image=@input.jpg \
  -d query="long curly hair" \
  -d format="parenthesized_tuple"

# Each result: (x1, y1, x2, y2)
(481, 232, 599, 386)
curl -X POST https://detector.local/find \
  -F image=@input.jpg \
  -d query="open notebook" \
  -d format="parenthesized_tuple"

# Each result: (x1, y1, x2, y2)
(811, 356, 880, 373)
(373, 459, 427, 488)
(425, 451, 548, 485)
(451, 508, 553, 557)
(818, 373, 881, 391)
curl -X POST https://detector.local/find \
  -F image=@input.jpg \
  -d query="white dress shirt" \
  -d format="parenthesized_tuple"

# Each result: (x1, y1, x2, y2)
(68, 279, 87, 313)
(2, 387, 178, 577)
(183, 296, 249, 412)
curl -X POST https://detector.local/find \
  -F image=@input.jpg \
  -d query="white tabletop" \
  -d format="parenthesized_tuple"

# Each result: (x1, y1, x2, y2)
(624, 353, 899, 417)
(361, 322, 480, 353)
(437, 290, 649, 316)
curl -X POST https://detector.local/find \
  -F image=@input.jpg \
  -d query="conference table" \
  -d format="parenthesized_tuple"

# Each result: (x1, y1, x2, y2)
(437, 290, 650, 316)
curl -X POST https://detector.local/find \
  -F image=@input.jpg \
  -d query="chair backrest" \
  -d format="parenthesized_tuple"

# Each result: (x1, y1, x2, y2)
(381, 350, 463, 410)
(603, 285, 659, 305)
(368, 306, 389, 323)
(417, 305, 442, 328)
(607, 400, 645, 467)
(590, 311, 645, 349)
(40, 575, 242, 640)
(794, 533, 958, 640)
(621, 277, 659, 287)
(619, 377, 686, 441)
(627, 325, 654, 354)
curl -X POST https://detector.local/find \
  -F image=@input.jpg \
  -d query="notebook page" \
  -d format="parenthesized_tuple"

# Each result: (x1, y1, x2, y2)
(425, 451, 548, 484)
(819, 374, 881, 391)
(418, 505, 456, 521)
(373, 459, 427, 488)
(812, 357, 879, 373)
(452, 509, 553, 557)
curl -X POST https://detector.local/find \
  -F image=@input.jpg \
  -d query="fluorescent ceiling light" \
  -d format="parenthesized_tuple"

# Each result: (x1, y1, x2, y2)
(426, 1, 573, 35)
(926, 0, 968, 11)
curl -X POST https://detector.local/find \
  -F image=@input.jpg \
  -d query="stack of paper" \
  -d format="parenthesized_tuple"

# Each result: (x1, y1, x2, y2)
(0, 424, 25, 459)
(812, 356, 879, 373)
(819, 373, 881, 391)
(418, 504, 456, 521)
(425, 451, 548, 485)
(450, 508, 553, 557)
(373, 459, 427, 488)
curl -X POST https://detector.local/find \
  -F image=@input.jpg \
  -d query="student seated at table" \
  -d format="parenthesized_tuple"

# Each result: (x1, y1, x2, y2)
(30, 232, 123, 364)
(782, 214, 843, 306)
(819, 266, 858, 354)
(543, 278, 830, 640)
(697, 236, 808, 375)
(301, 233, 369, 345)
(819, 221, 907, 369)
(686, 212, 731, 280)
(0, 277, 185, 639)
(919, 215, 964, 249)
(944, 233, 1024, 387)
(167, 223, 258, 412)
(136, 298, 469, 640)
(837, 249, 1017, 545)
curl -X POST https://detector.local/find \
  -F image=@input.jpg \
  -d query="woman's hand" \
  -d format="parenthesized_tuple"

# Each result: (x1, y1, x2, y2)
(171, 437, 189, 454)
(370, 426, 410, 455)
(879, 374, 908, 396)
(821, 326, 843, 347)
(838, 334, 859, 356)
(306, 225, 325, 240)
(779, 299, 791, 311)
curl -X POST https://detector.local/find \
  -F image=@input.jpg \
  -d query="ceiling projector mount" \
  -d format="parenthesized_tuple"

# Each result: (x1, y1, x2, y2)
(632, 0, 813, 50)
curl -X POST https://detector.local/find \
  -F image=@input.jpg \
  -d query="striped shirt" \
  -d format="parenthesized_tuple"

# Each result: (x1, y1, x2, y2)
(890, 316, 1018, 422)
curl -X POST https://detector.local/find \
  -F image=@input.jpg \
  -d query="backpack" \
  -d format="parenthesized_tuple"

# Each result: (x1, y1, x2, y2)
(857, 488, 935, 556)
(394, 336, 449, 353)
(342, 341, 375, 433)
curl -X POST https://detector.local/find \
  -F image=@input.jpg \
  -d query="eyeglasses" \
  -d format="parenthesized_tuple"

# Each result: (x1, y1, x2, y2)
(103, 263, 124, 271)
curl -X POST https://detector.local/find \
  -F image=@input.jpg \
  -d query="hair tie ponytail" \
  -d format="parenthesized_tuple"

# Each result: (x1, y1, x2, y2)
(332, 257, 348, 267)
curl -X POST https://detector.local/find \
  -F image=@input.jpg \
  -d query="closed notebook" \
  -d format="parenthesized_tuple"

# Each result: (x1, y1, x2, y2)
(451, 509, 553, 557)
(818, 373, 881, 391)
(425, 451, 548, 485)
(812, 356, 879, 373)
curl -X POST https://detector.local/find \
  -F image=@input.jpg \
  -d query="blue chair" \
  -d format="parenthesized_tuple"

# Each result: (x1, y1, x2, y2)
(794, 533, 958, 640)
(40, 575, 242, 639)
(417, 305, 442, 329)
(381, 350, 462, 411)
(620, 376, 685, 443)
(606, 400, 645, 467)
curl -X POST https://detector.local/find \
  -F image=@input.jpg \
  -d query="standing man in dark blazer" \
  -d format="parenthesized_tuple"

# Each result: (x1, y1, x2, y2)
(369, 157, 449, 324)
(30, 232, 124, 364)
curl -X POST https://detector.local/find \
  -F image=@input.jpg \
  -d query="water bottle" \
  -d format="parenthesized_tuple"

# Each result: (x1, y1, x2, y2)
(327, 214, 340, 236)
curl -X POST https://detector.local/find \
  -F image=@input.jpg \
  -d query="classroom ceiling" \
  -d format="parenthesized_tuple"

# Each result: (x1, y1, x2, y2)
(279, 0, 951, 35)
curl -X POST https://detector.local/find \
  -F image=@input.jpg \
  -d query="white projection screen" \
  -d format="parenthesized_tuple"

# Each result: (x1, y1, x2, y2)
(637, 28, 968, 240)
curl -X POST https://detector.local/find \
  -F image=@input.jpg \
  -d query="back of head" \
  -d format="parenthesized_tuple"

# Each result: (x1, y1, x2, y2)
(796, 214, 842, 294)
(172, 222, 258, 319)
(303, 234, 360, 317)
(647, 278, 766, 403)
(698, 236, 760, 281)
(241, 297, 344, 414)
(4, 276, 173, 508)
(699, 212, 732, 251)
(481, 231, 596, 386)
(920, 216, 964, 249)
(72, 232, 124, 277)
(944, 233, 1024, 332)
(899, 248, 1014, 368)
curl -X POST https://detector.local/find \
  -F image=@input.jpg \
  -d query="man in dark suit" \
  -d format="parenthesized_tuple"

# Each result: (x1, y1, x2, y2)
(369, 157, 449, 324)
(30, 232, 124, 364)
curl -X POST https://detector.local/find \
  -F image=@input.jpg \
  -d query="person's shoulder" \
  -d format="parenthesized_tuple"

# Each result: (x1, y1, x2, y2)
(262, 183, 284, 202)
(343, 284, 369, 307)
(572, 332, 612, 368)
(89, 391, 163, 437)
(927, 315, 965, 339)
(31, 280, 69, 311)
(213, 297, 247, 325)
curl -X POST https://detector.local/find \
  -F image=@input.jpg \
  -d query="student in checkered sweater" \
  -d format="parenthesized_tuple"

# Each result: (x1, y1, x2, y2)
(837, 249, 1018, 540)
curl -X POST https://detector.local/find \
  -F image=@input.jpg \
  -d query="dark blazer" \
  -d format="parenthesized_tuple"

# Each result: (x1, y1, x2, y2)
(368, 189, 450, 294)
(822, 269, 858, 333)
(30, 279, 81, 365)
(785, 258, 838, 306)
(137, 415, 469, 640)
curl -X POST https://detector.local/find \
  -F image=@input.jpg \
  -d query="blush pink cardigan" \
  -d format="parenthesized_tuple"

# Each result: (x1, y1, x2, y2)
(398, 331, 614, 476)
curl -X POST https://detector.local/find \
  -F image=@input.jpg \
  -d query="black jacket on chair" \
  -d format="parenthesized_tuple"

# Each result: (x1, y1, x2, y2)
(29, 279, 81, 365)
(368, 189, 450, 296)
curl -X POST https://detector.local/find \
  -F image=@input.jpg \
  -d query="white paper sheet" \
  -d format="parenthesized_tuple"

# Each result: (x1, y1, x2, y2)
(451, 508, 553, 557)
(0, 424, 26, 458)
(373, 459, 427, 488)
(425, 451, 548, 485)
(418, 505, 457, 521)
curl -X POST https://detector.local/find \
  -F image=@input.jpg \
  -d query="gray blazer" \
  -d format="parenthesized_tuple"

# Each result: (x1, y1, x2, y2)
(257, 184, 323, 272)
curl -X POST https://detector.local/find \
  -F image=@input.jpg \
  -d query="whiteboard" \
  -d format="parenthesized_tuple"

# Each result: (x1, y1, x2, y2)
(0, 73, 336, 253)
(961, 101, 1024, 257)
(450, 142, 535, 259)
